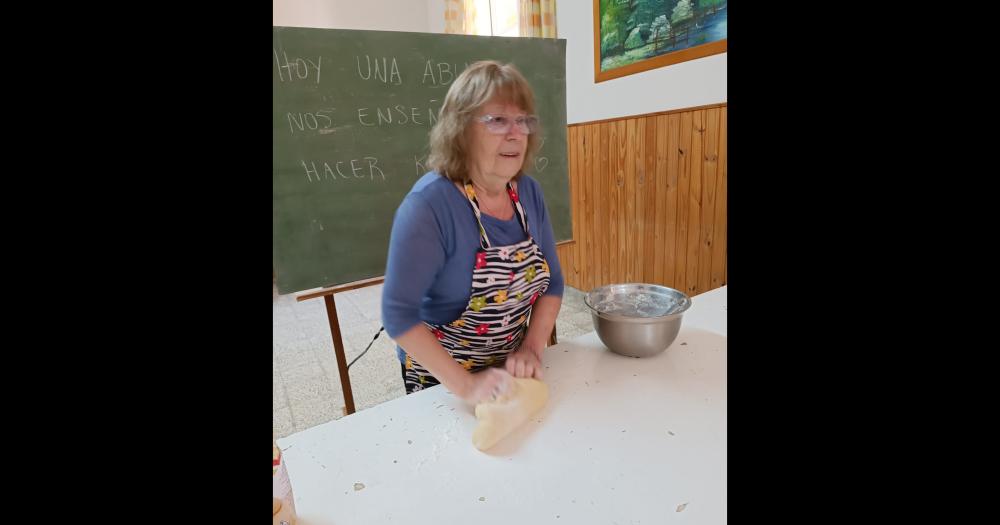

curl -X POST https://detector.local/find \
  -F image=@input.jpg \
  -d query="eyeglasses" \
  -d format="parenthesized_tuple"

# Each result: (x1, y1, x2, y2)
(476, 114, 540, 135)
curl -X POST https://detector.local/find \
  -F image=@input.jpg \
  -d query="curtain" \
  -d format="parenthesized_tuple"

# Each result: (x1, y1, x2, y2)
(518, 0, 557, 38)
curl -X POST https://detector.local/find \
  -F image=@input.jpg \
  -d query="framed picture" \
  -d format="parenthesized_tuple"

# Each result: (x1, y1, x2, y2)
(594, 0, 727, 83)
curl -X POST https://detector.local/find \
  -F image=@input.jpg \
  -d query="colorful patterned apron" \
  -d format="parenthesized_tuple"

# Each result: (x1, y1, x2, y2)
(402, 180, 551, 393)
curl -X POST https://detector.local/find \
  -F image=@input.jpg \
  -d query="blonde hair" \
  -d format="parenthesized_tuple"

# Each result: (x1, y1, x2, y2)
(428, 60, 540, 183)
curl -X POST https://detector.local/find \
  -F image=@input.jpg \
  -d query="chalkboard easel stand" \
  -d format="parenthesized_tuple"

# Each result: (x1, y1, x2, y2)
(297, 276, 386, 415)
(296, 275, 558, 416)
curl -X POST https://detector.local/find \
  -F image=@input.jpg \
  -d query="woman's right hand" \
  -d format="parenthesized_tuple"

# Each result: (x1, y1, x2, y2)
(460, 367, 513, 404)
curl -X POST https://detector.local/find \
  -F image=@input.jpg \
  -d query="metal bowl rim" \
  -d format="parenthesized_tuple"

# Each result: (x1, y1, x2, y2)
(583, 283, 692, 321)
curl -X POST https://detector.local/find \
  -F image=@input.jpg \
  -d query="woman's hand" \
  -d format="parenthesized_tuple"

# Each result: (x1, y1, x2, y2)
(505, 344, 544, 379)
(460, 367, 514, 404)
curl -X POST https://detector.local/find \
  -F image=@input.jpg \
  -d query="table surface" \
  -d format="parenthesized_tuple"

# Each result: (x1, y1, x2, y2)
(278, 286, 727, 524)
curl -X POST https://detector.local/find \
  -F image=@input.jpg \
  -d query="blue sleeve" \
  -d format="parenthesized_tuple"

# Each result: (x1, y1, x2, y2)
(381, 192, 447, 338)
(530, 179, 565, 298)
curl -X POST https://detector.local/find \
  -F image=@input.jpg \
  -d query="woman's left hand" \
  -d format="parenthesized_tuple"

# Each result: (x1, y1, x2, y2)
(505, 344, 544, 380)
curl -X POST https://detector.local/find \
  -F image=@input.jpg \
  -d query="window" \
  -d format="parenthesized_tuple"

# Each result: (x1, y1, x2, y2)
(470, 0, 519, 37)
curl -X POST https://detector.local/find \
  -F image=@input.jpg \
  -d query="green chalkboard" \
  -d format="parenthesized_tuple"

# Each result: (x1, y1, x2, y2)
(273, 26, 569, 294)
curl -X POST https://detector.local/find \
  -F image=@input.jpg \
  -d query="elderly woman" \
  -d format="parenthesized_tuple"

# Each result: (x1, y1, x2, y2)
(381, 60, 564, 404)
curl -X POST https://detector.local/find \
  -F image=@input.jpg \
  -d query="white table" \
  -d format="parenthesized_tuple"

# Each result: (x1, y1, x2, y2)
(279, 286, 726, 524)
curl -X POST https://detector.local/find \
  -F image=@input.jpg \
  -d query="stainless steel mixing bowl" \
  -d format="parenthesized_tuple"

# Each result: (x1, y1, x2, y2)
(584, 283, 692, 357)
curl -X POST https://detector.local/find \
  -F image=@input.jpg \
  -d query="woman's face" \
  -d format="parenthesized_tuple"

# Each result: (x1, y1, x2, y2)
(467, 97, 530, 186)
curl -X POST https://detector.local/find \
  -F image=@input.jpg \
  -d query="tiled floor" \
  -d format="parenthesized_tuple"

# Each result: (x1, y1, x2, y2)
(272, 285, 594, 439)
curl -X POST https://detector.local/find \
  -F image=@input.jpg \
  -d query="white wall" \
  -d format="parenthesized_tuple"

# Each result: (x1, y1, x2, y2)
(273, 0, 433, 32)
(557, 4, 726, 124)
(427, 0, 446, 34)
